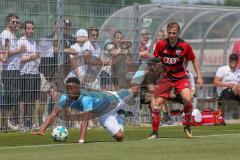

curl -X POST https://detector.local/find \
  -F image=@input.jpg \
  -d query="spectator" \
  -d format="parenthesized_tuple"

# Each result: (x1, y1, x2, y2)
(0, 14, 25, 130)
(87, 26, 100, 58)
(152, 29, 167, 51)
(62, 19, 75, 77)
(139, 29, 152, 59)
(105, 31, 132, 89)
(39, 26, 58, 83)
(214, 53, 240, 101)
(150, 22, 203, 138)
(66, 29, 89, 80)
(66, 28, 112, 90)
(63, 19, 75, 48)
(18, 21, 41, 129)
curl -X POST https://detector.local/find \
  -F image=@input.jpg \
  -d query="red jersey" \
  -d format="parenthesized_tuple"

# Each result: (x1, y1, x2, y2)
(153, 38, 195, 81)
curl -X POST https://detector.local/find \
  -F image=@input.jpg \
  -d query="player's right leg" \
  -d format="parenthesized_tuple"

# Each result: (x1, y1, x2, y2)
(148, 97, 166, 139)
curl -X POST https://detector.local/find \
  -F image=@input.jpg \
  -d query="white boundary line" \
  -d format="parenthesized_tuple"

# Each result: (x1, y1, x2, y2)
(0, 143, 79, 150)
(0, 133, 240, 150)
(195, 133, 240, 138)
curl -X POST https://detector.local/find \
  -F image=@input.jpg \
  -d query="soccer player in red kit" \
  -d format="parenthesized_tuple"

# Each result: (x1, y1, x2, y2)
(150, 22, 203, 138)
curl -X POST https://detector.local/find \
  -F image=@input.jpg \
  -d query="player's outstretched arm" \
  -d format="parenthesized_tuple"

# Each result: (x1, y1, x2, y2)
(78, 112, 91, 144)
(32, 106, 61, 136)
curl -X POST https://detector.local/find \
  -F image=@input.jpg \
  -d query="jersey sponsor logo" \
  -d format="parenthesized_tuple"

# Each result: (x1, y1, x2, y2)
(162, 57, 179, 64)
(184, 83, 190, 87)
(163, 49, 168, 54)
(176, 50, 181, 55)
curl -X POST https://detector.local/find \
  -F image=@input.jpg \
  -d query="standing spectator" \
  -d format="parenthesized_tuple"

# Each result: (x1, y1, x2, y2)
(62, 19, 75, 77)
(152, 29, 167, 51)
(0, 14, 25, 130)
(214, 53, 240, 100)
(63, 19, 75, 48)
(18, 21, 41, 129)
(139, 29, 152, 59)
(105, 31, 132, 89)
(82, 27, 102, 89)
(87, 27, 101, 58)
(150, 22, 203, 138)
(66, 29, 110, 89)
(68, 29, 89, 79)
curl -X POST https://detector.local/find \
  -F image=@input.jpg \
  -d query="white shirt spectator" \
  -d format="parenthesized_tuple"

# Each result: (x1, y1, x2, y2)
(70, 43, 83, 58)
(18, 37, 39, 75)
(70, 42, 86, 74)
(215, 65, 240, 96)
(38, 38, 54, 58)
(0, 29, 21, 70)
(66, 41, 102, 90)
(82, 41, 101, 58)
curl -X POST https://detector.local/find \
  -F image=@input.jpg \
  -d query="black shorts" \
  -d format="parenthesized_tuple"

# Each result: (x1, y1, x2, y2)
(39, 56, 58, 82)
(1, 70, 20, 106)
(19, 73, 41, 103)
(220, 88, 239, 101)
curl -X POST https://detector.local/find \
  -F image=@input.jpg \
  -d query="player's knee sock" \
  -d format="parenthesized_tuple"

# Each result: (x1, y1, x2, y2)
(183, 103, 193, 126)
(152, 109, 160, 134)
(117, 114, 125, 132)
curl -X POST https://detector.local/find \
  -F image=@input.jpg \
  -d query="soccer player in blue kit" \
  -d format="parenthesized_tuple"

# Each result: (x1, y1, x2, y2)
(32, 61, 148, 144)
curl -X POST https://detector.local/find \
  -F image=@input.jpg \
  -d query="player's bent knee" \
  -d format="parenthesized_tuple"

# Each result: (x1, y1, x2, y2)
(183, 98, 192, 104)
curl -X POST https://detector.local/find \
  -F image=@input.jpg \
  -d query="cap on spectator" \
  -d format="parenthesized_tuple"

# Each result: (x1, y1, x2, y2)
(140, 29, 151, 37)
(74, 29, 88, 37)
(64, 19, 72, 27)
(229, 53, 239, 61)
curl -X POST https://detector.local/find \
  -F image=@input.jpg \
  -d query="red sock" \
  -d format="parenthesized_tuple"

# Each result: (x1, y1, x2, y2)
(151, 109, 160, 132)
(183, 103, 193, 126)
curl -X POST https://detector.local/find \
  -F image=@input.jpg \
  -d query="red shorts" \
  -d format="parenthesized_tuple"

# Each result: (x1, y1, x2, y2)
(155, 78, 191, 99)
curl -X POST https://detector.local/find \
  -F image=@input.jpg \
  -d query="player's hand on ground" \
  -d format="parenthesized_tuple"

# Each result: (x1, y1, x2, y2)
(31, 131, 45, 136)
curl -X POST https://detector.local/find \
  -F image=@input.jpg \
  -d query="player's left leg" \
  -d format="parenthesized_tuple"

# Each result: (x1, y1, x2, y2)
(175, 78, 193, 138)
(98, 112, 124, 141)
(179, 88, 193, 138)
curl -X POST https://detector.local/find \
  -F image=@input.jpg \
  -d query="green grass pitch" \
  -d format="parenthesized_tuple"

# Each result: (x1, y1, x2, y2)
(0, 124, 240, 160)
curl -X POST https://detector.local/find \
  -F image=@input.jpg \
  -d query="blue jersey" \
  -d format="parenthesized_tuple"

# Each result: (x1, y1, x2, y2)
(58, 89, 133, 116)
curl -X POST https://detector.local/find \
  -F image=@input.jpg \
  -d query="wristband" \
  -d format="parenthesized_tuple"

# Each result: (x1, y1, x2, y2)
(79, 139, 84, 143)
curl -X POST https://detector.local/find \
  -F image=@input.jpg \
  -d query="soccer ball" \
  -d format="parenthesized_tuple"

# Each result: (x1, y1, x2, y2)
(51, 126, 68, 142)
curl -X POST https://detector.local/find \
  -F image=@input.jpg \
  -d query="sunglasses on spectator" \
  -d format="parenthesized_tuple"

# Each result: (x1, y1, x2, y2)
(12, 20, 20, 24)
(167, 32, 177, 35)
(91, 34, 98, 37)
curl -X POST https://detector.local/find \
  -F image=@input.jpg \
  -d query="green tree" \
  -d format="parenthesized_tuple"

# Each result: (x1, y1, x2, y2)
(224, 0, 240, 6)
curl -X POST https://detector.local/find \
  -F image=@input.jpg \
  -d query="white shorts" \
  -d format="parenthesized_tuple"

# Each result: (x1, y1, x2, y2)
(98, 110, 121, 136)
